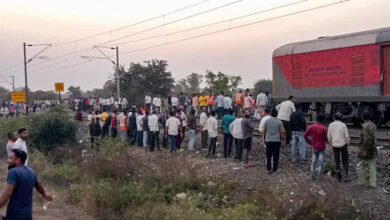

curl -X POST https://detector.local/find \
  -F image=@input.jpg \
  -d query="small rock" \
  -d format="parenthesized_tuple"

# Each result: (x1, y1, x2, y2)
(175, 193, 187, 200)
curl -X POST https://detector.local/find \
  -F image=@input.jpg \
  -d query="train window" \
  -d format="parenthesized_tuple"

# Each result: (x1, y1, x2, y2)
(351, 54, 365, 87)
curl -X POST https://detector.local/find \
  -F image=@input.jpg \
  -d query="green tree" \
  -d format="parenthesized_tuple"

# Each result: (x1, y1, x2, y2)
(67, 86, 82, 98)
(204, 70, 242, 95)
(253, 79, 272, 94)
(102, 59, 175, 106)
(0, 86, 10, 101)
(185, 73, 203, 94)
(173, 79, 188, 95)
(30, 90, 57, 100)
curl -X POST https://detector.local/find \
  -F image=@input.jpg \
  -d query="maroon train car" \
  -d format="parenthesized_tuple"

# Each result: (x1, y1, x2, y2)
(272, 27, 390, 125)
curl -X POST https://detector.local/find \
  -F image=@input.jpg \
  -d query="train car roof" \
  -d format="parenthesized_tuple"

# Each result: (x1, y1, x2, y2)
(273, 27, 390, 57)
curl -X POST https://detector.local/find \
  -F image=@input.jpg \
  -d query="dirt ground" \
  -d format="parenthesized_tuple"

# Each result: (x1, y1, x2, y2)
(1, 118, 389, 219)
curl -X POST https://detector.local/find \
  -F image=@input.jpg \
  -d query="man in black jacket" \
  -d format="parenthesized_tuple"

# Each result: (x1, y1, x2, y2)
(290, 103, 306, 163)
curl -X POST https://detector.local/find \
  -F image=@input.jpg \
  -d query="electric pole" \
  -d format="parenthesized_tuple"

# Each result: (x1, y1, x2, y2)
(23, 42, 51, 115)
(84, 45, 121, 101)
(23, 42, 28, 114)
(116, 46, 120, 101)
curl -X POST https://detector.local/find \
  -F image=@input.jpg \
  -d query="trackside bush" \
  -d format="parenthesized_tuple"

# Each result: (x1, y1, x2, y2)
(28, 109, 76, 152)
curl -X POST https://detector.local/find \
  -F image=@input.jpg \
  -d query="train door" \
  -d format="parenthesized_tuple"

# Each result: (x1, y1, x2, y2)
(383, 45, 390, 95)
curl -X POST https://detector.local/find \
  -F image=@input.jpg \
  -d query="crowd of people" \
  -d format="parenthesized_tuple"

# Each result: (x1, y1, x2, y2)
(82, 91, 389, 193)
(1, 90, 389, 219)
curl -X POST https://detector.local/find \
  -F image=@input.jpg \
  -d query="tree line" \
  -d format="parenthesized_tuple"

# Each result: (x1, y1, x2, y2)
(0, 59, 272, 106)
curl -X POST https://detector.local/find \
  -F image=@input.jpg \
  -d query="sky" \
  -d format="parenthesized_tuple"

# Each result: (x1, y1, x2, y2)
(1, 0, 390, 92)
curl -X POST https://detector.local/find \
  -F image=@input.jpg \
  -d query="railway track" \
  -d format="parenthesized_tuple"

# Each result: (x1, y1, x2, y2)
(250, 119, 390, 148)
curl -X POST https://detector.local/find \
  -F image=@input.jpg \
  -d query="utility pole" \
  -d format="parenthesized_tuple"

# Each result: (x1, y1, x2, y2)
(23, 42, 51, 115)
(11, 75, 14, 91)
(84, 45, 121, 101)
(116, 46, 120, 101)
(23, 42, 28, 115)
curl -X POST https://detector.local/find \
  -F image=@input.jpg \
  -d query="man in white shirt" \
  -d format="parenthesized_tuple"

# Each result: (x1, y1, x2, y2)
(152, 96, 162, 114)
(328, 113, 350, 181)
(229, 116, 243, 161)
(207, 111, 218, 156)
(136, 111, 144, 147)
(256, 90, 268, 118)
(121, 97, 128, 110)
(12, 128, 29, 166)
(259, 108, 272, 147)
(148, 110, 160, 151)
(276, 96, 296, 145)
(171, 95, 178, 113)
(223, 94, 232, 115)
(165, 111, 183, 152)
(216, 92, 225, 119)
(145, 94, 152, 111)
(199, 107, 208, 149)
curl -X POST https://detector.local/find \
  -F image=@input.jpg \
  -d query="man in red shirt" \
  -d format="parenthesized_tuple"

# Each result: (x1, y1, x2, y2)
(111, 110, 118, 138)
(304, 114, 327, 180)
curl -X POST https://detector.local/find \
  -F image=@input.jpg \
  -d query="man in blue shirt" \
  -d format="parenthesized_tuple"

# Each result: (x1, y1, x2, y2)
(221, 109, 235, 158)
(0, 149, 53, 219)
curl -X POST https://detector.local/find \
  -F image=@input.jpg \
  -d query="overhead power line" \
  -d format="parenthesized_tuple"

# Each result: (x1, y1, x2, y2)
(98, 0, 244, 46)
(117, 0, 351, 56)
(117, 0, 308, 45)
(2, 0, 244, 76)
(0, 0, 211, 74)
(53, 0, 211, 46)
(29, 0, 351, 78)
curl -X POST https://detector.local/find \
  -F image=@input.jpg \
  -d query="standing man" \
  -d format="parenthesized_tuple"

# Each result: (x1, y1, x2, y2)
(328, 112, 350, 182)
(192, 94, 199, 116)
(160, 109, 169, 148)
(187, 109, 197, 151)
(148, 110, 160, 151)
(256, 90, 268, 118)
(177, 107, 188, 150)
(165, 111, 183, 153)
(223, 94, 232, 116)
(235, 90, 243, 117)
(111, 110, 118, 138)
(199, 92, 208, 113)
(290, 104, 307, 164)
(6, 131, 17, 157)
(120, 110, 128, 141)
(200, 107, 209, 150)
(178, 92, 186, 113)
(145, 94, 152, 111)
(100, 110, 109, 138)
(276, 95, 296, 146)
(230, 115, 243, 161)
(243, 92, 252, 112)
(12, 128, 28, 166)
(207, 111, 218, 157)
(0, 149, 53, 219)
(142, 111, 150, 148)
(221, 109, 234, 158)
(129, 108, 137, 145)
(304, 114, 327, 180)
(263, 109, 285, 174)
(136, 110, 144, 147)
(208, 93, 215, 114)
(171, 94, 178, 113)
(152, 95, 162, 114)
(216, 92, 225, 119)
(241, 109, 254, 168)
(265, 91, 272, 108)
(356, 112, 377, 188)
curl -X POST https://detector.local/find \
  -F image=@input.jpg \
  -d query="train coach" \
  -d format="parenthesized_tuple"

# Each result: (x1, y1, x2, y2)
(272, 27, 390, 126)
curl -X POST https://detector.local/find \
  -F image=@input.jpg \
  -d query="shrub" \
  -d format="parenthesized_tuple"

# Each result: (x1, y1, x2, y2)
(42, 160, 80, 185)
(28, 110, 76, 152)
